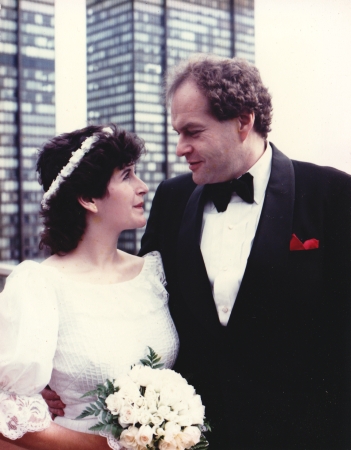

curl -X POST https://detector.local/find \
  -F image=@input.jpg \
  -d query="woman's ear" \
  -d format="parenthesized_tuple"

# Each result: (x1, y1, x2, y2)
(78, 196, 98, 213)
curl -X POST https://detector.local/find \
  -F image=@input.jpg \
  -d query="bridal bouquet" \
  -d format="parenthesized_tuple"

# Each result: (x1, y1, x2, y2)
(77, 348, 210, 449)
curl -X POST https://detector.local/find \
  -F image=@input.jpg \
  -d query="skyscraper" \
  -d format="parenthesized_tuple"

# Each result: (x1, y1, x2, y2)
(86, 0, 254, 253)
(0, 0, 55, 263)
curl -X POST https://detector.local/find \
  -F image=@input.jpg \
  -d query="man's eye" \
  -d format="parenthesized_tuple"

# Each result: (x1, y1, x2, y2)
(123, 171, 130, 180)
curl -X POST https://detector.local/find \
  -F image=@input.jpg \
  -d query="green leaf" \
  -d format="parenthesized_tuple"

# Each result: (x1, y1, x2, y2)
(203, 419, 212, 433)
(106, 379, 115, 393)
(140, 347, 165, 369)
(111, 424, 123, 439)
(89, 422, 109, 432)
(75, 406, 96, 419)
(80, 389, 99, 399)
(96, 399, 105, 409)
(191, 436, 210, 449)
(140, 358, 151, 367)
(152, 363, 164, 369)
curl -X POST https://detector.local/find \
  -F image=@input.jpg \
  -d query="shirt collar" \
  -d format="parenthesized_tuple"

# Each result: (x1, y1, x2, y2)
(246, 141, 272, 204)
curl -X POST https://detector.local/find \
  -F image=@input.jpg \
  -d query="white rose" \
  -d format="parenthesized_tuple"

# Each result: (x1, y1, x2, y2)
(146, 399, 158, 413)
(188, 394, 203, 409)
(160, 369, 185, 386)
(118, 381, 141, 403)
(188, 395, 205, 424)
(176, 413, 192, 427)
(144, 385, 158, 401)
(161, 422, 183, 450)
(164, 411, 178, 422)
(150, 413, 164, 427)
(158, 405, 171, 417)
(135, 424, 154, 447)
(105, 392, 125, 415)
(119, 425, 139, 449)
(155, 427, 165, 437)
(171, 400, 187, 413)
(179, 426, 201, 448)
(159, 384, 180, 407)
(119, 405, 136, 428)
(129, 365, 155, 386)
(135, 396, 146, 408)
(158, 440, 178, 450)
(164, 421, 181, 436)
(137, 408, 152, 425)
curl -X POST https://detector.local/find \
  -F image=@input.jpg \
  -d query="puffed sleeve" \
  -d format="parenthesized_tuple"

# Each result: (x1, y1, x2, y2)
(0, 261, 59, 440)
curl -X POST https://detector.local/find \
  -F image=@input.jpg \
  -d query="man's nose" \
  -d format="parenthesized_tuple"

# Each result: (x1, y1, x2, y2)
(176, 136, 192, 157)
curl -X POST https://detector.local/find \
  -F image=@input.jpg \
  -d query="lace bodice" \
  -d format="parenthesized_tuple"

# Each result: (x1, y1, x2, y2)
(0, 251, 179, 443)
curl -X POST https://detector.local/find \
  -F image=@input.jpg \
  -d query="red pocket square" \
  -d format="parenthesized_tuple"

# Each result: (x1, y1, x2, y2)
(290, 234, 319, 251)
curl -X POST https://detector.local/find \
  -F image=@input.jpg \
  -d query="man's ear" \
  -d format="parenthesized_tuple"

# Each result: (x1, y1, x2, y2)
(237, 112, 255, 140)
(78, 196, 98, 213)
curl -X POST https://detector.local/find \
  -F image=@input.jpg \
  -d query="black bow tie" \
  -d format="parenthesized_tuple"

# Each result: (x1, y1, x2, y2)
(204, 172, 254, 212)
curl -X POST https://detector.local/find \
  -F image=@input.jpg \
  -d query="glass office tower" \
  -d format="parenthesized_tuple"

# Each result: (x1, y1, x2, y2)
(0, 0, 55, 263)
(86, 0, 254, 253)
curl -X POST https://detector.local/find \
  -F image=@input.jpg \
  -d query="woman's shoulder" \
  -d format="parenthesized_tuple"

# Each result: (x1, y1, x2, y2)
(1, 260, 59, 308)
(7, 260, 43, 280)
(4, 259, 62, 295)
(141, 251, 166, 286)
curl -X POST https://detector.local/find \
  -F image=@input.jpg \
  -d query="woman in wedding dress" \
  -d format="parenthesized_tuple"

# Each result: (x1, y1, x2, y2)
(0, 125, 179, 449)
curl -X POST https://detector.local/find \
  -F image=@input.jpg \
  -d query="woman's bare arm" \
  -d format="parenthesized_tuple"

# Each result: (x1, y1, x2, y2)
(0, 422, 110, 450)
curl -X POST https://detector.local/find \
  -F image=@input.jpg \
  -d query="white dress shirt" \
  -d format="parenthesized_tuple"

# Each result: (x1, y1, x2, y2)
(200, 144, 272, 326)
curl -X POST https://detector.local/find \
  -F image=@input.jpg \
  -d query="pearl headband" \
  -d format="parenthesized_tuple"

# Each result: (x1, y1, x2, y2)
(41, 127, 113, 210)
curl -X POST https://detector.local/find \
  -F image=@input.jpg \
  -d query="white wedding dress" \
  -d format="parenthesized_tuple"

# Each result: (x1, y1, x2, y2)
(0, 251, 179, 447)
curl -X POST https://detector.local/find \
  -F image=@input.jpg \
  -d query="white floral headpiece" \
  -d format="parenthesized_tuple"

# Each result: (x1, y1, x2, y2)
(41, 127, 113, 210)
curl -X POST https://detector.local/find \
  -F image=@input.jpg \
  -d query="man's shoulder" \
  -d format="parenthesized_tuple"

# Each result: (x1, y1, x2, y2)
(271, 143, 351, 185)
(158, 172, 197, 196)
(162, 172, 195, 187)
(292, 158, 350, 179)
(291, 159, 351, 193)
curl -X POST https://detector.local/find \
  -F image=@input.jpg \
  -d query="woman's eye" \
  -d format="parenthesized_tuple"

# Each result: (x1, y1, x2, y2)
(123, 171, 130, 180)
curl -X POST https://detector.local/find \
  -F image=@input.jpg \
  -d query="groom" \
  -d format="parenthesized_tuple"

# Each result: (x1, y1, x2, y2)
(139, 55, 351, 448)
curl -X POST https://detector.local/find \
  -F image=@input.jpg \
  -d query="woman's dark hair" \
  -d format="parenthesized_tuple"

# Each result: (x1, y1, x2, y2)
(37, 124, 145, 255)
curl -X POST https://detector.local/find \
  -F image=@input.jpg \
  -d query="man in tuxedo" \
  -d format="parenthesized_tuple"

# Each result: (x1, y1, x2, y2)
(43, 55, 351, 448)
(139, 55, 351, 448)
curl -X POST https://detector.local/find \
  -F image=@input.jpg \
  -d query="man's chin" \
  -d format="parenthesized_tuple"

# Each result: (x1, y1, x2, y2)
(191, 172, 208, 186)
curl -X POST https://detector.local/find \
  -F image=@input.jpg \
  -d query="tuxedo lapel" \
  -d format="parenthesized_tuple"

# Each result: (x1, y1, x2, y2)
(228, 145, 295, 324)
(176, 185, 223, 333)
(176, 146, 295, 332)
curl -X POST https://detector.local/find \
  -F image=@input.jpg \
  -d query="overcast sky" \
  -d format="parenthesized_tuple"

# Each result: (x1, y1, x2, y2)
(55, 0, 351, 174)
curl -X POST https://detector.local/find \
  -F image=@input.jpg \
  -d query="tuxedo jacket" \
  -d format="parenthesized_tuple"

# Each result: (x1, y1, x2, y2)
(140, 145, 351, 449)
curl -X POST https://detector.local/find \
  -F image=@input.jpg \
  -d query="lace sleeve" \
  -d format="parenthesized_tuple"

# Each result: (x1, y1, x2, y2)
(145, 251, 167, 287)
(100, 431, 124, 449)
(0, 262, 58, 440)
(0, 391, 52, 440)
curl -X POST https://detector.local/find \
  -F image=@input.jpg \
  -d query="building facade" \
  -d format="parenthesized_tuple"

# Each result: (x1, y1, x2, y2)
(0, 0, 55, 263)
(86, 0, 255, 253)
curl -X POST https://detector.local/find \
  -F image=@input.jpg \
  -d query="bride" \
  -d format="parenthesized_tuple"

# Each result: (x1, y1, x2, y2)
(0, 125, 179, 449)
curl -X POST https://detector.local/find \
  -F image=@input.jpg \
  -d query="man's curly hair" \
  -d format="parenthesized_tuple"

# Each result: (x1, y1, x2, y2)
(37, 124, 145, 255)
(166, 54, 273, 139)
